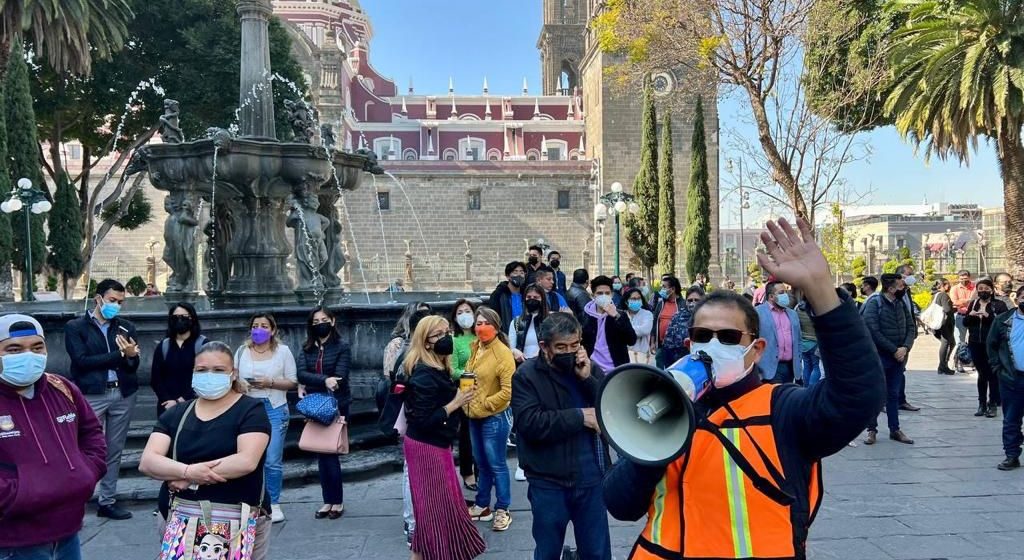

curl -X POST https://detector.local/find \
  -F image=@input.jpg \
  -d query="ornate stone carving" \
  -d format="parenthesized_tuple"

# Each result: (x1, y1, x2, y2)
(284, 99, 319, 144)
(159, 99, 184, 144)
(162, 192, 198, 292)
(286, 183, 330, 291)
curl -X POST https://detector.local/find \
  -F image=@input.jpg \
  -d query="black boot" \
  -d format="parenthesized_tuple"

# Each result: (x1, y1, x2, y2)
(975, 404, 986, 417)
(986, 404, 998, 418)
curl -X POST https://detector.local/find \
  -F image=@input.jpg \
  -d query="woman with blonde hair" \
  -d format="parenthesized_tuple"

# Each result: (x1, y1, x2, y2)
(403, 316, 486, 560)
(464, 306, 516, 531)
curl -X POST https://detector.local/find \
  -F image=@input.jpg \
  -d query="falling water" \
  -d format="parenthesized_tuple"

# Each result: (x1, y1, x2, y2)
(383, 171, 434, 275)
(335, 193, 373, 304)
(208, 146, 219, 293)
(230, 80, 270, 136)
(289, 200, 327, 305)
(370, 174, 396, 302)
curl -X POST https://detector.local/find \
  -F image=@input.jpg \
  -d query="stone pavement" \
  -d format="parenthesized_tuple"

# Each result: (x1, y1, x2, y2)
(79, 337, 1024, 559)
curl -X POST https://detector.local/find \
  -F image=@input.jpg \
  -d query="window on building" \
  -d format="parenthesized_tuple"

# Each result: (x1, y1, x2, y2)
(69, 144, 82, 160)
(468, 190, 481, 211)
(376, 191, 390, 211)
(557, 190, 571, 210)
(547, 147, 562, 161)
(373, 137, 401, 161)
(459, 137, 486, 161)
(527, 154, 538, 161)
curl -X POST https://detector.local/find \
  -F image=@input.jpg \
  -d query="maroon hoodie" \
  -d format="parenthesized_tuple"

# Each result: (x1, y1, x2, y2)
(0, 373, 107, 548)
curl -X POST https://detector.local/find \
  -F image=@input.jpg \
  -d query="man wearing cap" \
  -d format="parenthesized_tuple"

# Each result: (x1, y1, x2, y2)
(64, 278, 140, 520)
(0, 314, 107, 559)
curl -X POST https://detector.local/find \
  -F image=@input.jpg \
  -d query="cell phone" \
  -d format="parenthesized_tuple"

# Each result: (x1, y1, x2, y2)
(118, 325, 130, 334)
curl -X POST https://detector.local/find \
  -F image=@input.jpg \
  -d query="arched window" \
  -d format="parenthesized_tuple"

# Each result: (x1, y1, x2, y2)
(486, 148, 502, 161)
(544, 139, 569, 161)
(442, 148, 458, 161)
(373, 137, 401, 161)
(526, 149, 540, 161)
(458, 137, 486, 161)
(402, 148, 418, 160)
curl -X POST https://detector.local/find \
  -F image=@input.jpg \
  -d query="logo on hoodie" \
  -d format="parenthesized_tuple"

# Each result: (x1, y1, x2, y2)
(55, 412, 77, 424)
(0, 415, 18, 438)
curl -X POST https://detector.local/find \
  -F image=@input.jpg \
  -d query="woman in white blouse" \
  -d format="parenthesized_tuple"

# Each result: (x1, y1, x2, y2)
(235, 312, 297, 523)
(623, 288, 654, 364)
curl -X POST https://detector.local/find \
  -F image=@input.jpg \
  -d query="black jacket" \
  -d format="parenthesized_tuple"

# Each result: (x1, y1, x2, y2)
(488, 281, 519, 335)
(64, 313, 141, 396)
(513, 313, 544, 352)
(861, 292, 916, 355)
(964, 298, 1008, 346)
(404, 363, 460, 448)
(297, 336, 353, 411)
(604, 294, 885, 523)
(567, 283, 591, 324)
(581, 307, 637, 367)
(988, 309, 1023, 382)
(510, 356, 612, 486)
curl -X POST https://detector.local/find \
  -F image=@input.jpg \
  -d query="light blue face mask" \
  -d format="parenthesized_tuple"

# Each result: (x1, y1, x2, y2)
(0, 352, 47, 387)
(192, 372, 234, 400)
(659, 289, 669, 299)
(627, 300, 643, 312)
(99, 301, 121, 320)
(775, 293, 792, 308)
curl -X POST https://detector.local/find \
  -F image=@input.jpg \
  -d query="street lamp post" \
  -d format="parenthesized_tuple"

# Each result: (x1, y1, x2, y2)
(1, 178, 51, 301)
(594, 182, 639, 277)
(725, 159, 750, 282)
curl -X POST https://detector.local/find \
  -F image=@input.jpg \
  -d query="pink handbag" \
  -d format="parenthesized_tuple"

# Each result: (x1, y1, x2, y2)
(298, 416, 349, 454)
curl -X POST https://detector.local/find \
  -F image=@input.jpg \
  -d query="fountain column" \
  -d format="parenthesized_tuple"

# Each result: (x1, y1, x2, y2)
(237, 0, 276, 139)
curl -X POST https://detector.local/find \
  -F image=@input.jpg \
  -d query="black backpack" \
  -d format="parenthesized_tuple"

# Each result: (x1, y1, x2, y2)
(160, 335, 208, 360)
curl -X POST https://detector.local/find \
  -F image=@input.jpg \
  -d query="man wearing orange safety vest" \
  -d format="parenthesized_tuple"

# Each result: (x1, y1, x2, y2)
(603, 218, 885, 560)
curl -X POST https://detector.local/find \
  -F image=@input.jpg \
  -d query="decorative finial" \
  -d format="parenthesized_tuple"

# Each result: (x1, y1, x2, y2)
(579, 134, 585, 156)
(567, 97, 574, 119)
(483, 76, 489, 94)
(541, 135, 548, 160)
(449, 76, 454, 94)
(401, 96, 408, 115)
(533, 97, 541, 119)
(522, 77, 528, 95)
(408, 76, 414, 94)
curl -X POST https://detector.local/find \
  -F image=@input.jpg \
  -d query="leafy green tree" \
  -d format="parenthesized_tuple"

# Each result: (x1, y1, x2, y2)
(898, 246, 911, 261)
(657, 112, 676, 276)
(924, 258, 937, 281)
(5, 42, 45, 278)
(852, 255, 867, 278)
(47, 173, 84, 297)
(882, 259, 899, 274)
(624, 78, 659, 273)
(747, 261, 763, 284)
(683, 97, 711, 282)
(0, 77, 12, 300)
(819, 203, 849, 281)
(125, 275, 146, 296)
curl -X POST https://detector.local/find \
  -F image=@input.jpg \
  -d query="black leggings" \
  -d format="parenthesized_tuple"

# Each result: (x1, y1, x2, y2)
(938, 322, 956, 369)
(458, 414, 477, 478)
(970, 342, 1000, 407)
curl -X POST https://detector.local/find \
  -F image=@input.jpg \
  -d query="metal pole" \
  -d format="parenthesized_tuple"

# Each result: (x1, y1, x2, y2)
(737, 159, 745, 282)
(613, 213, 619, 276)
(23, 206, 32, 301)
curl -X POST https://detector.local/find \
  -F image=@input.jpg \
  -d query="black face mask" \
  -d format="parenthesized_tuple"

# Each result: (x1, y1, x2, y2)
(509, 275, 525, 288)
(525, 299, 542, 313)
(171, 316, 192, 334)
(550, 352, 577, 374)
(550, 259, 560, 269)
(894, 289, 907, 300)
(859, 288, 870, 297)
(978, 291, 993, 301)
(433, 335, 454, 356)
(528, 256, 539, 266)
(313, 322, 334, 339)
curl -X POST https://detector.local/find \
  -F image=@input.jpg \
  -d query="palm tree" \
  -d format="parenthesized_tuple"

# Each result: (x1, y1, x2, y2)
(0, 0, 132, 78)
(884, 0, 1024, 278)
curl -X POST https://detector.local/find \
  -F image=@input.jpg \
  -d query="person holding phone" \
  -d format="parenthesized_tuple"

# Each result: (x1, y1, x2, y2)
(234, 312, 297, 523)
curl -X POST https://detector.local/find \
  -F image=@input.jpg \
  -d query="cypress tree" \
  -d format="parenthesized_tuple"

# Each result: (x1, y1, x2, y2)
(657, 112, 676, 276)
(47, 172, 83, 298)
(5, 42, 46, 280)
(0, 79, 12, 301)
(624, 78, 659, 273)
(683, 96, 711, 282)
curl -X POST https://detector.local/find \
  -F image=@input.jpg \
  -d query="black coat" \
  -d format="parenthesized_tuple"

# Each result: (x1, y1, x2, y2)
(63, 314, 140, 396)
(404, 363, 460, 448)
(297, 336, 353, 411)
(581, 308, 637, 367)
(988, 309, 1023, 382)
(510, 356, 611, 486)
(964, 298, 1008, 346)
(488, 281, 518, 335)
(567, 283, 591, 324)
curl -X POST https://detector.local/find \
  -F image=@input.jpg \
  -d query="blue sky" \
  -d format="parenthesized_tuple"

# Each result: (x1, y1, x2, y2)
(360, 0, 1005, 223)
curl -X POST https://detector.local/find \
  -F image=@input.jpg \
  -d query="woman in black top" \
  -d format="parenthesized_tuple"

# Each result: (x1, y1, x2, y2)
(933, 279, 957, 375)
(403, 315, 485, 560)
(297, 306, 351, 519)
(150, 302, 206, 415)
(964, 278, 1008, 417)
(139, 341, 272, 559)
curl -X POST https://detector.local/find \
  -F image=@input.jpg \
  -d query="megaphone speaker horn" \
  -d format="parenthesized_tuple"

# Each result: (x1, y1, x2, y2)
(597, 356, 711, 466)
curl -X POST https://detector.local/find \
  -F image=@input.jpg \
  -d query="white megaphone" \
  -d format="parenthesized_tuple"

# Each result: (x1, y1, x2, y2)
(597, 353, 713, 466)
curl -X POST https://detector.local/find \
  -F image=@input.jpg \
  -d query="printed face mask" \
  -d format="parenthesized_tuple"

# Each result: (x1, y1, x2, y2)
(689, 338, 754, 389)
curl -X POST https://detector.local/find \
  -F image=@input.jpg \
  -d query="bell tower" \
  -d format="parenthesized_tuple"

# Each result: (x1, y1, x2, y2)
(538, 0, 586, 95)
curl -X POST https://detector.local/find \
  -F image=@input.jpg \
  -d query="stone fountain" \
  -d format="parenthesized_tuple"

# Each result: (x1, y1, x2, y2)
(136, 0, 382, 307)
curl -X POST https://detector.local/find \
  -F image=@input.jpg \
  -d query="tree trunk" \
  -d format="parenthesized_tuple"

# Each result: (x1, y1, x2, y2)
(998, 128, 1024, 280)
(744, 84, 809, 219)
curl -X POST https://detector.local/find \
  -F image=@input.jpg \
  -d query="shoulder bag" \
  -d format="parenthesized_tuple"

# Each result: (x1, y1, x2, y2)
(920, 298, 946, 331)
(298, 415, 349, 454)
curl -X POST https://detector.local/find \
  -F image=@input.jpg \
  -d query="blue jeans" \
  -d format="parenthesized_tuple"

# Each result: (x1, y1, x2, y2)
(469, 413, 512, 511)
(0, 534, 80, 560)
(262, 401, 289, 505)
(868, 354, 905, 432)
(317, 404, 349, 505)
(1000, 375, 1024, 459)
(772, 360, 795, 384)
(802, 345, 822, 387)
(527, 482, 610, 560)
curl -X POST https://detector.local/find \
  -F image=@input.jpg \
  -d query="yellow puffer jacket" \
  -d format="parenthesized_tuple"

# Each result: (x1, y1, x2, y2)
(463, 338, 516, 419)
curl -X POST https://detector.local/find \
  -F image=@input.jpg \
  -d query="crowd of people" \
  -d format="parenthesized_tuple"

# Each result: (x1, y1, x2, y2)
(4, 224, 1024, 560)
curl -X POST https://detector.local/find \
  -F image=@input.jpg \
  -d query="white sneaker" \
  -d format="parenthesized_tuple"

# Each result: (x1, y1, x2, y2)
(515, 466, 526, 481)
(271, 504, 285, 523)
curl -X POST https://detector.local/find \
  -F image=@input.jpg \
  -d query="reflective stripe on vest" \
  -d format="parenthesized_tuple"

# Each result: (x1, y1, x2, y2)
(630, 383, 822, 560)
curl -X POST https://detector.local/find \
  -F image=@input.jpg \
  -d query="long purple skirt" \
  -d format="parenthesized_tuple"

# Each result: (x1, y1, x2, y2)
(404, 436, 487, 560)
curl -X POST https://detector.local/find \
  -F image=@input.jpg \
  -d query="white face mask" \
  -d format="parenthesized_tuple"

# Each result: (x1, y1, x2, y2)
(903, 275, 917, 287)
(690, 338, 754, 388)
(594, 294, 613, 308)
(456, 312, 475, 330)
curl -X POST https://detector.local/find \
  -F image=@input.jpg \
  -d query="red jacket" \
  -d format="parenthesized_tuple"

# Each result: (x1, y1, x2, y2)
(0, 374, 106, 548)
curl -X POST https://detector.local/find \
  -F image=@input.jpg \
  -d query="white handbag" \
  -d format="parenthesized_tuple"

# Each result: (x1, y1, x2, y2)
(920, 300, 946, 331)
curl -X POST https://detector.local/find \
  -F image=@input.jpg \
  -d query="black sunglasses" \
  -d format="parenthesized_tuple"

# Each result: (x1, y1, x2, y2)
(688, 327, 757, 346)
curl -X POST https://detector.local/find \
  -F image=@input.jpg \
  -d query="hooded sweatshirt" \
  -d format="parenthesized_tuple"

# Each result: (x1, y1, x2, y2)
(0, 373, 107, 548)
(582, 301, 637, 370)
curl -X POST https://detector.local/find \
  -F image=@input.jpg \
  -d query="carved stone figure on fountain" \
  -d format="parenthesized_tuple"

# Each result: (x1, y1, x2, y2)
(159, 99, 184, 144)
(286, 188, 330, 291)
(320, 124, 336, 152)
(203, 203, 235, 294)
(317, 191, 345, 289)
(125, 147, 151, 176)
(162, 193, 198, 293)
(284, 99, 319, 144)
(205, 127, 235, 149)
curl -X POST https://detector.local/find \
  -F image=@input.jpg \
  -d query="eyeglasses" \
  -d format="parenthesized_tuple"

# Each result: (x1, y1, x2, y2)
(427, 330, 452, 342)
(685, 298, 701, 304)
(688, 327, 757, 345)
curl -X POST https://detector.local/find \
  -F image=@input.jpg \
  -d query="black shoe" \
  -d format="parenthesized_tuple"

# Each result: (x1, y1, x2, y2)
(97, 504, 133, 520)
(986, 404, 998, 418)
(889, 430, 914, 444)
(899, 402, 921, 412)
(975, 405, 987, 417)
(998, 457, 1020, 471)
(938, 365, 955, 375)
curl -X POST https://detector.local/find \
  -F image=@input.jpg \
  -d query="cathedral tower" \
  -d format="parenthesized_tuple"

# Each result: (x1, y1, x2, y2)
(538, 0, 587, 95)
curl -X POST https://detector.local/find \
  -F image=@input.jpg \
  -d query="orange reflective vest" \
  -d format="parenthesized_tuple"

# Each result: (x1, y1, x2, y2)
(629, 383, 823, 560)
